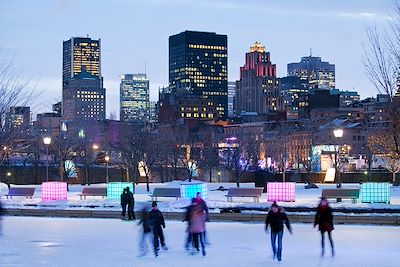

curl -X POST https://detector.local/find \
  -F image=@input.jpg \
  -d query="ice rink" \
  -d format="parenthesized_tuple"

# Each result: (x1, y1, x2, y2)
(1, 216, 399, 267)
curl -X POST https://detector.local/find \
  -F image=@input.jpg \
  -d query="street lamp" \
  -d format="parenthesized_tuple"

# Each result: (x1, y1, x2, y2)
(333, 128, 343, 189)
(43, 136, 52, 182)
(217, 171, 221, 183)
(104, 155, 110, 184)
(92, 144, 99, 150)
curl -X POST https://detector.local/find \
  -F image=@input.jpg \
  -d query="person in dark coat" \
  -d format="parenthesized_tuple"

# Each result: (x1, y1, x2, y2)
(120, 188, 128, 220)
(265, 202, 292, 262)
(149, 201, 167, 257)
(195, 192, 210, 244)
(137, 206, 152, 256)
(183, 199, 195, 250)
(314, 197, 335, 257)
(126, 187, 135, 220)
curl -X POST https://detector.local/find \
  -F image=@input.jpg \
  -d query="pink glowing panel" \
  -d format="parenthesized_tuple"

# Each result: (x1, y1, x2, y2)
(41, 182, 68, 200)
(267, 182, 296, 202)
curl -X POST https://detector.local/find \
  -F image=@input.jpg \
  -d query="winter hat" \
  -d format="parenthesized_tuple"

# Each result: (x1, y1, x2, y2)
(271, 202, 279, 208)
(152, 201, 157, 207)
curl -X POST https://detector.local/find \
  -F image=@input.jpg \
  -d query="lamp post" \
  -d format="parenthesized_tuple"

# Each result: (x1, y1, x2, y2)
(89, 144, 99, 185)
(217, 171, 221, 183)
(333, 129, 343, 189)
(43, 137, 52, 182)
(104, 155, 110, 184)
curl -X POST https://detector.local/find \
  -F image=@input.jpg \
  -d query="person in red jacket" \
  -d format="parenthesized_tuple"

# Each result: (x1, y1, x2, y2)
(314, 197, 335, 257)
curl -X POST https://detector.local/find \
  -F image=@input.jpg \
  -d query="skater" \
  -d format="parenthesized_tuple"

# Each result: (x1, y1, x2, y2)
(126, 187, 135, 220)
(149, 201, 168, 256)
(183, 199, 194, 250)
(265, 202, 292, 262)
(195, 192, 210, 244)
(189, 198, 206, 256)
(314, 197, 335, 257)
(120, 188, 128, 220)
(137, 206, 152, 256)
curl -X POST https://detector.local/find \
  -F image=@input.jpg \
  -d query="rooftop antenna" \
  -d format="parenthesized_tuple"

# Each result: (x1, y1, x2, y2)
(87, 33, 89, 38)
(309, 48, 312, 57)
(144, 59, 147, 75)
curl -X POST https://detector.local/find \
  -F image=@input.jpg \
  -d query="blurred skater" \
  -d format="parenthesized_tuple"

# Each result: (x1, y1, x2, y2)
(265, 202, 292, 262)
(149, 201, 168, 257)
(189, 198, 206, 256)
(183, 199, 194, 250)
(314, 197, 335, 257)
(137, 206, 152, 256)
(126, 187, 135, 220)
(120, 188, 128, 220)
(195, 192, 210, 244)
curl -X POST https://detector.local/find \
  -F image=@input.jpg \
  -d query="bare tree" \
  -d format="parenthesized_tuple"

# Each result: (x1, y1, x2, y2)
(363, 0, 400, 173)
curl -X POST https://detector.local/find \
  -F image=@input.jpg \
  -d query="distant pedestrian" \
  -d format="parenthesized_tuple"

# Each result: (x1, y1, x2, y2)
(149, 201, 168, 257)
(265, 202, 292, 262)
(314, 197, 335, 257)
(137, 206, 152, 256)
(120, 188, 128, 220)
(183, 199, 194, 250)
(189, 198, 206, 256)
(126, 187, 135, 220)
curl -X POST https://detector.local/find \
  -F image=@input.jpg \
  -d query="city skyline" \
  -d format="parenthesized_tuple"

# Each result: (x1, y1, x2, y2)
(0, 0, 394, 118)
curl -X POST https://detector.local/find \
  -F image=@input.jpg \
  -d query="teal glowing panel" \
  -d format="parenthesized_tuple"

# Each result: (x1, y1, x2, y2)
(361, 183, 391, 204)
(180, 182, 208, 200)
(107, 182, 134, 199)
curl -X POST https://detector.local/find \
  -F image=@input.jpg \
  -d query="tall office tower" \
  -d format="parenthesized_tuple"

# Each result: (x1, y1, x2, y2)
(235, 41, 283, 115)
(5, 106, 31, 133)
(62, 37, 105, 121)
(169, 30, 228, 120)
(149, 101, 158, 123)
(119, 74, 150, 123)
(228, 81, 236, 118)
(280, 76, 308, 119)
(287, 55, 335, 89)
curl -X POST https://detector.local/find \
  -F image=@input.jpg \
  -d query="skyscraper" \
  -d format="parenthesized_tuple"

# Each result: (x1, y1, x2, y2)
(235, 41, 283, 115)
(119, 74, 150, 123)
(169, 30, 228, 120)
(62, 37, 105, 121)
(287, 55, 335, 89)
(227, 82, 236, 118)
(5, 106, 31, 134)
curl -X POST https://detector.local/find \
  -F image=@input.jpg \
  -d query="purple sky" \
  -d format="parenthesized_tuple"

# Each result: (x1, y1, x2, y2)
(0, 0, 394, 118)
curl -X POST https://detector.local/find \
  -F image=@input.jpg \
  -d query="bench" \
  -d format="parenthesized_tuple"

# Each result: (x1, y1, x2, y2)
(79, 187, 107, 200)
(4, 187, 35, 199)
(225, 188, 264, 203)
(321, 189, 360, 203)
(151, 188, 181, 201)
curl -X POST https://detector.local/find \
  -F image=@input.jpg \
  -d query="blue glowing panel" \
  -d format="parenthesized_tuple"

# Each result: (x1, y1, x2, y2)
(180, 182, 208, 200)
(361, 183, 391, 204)
(267, 182, 296, 202)
(107, 182, 134, 199)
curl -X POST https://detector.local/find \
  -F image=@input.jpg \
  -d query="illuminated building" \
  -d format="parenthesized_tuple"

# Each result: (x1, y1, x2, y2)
(5, 106, 31, 133)
(228, 82, 236, 118)
(62, 37, 105, 121)
(235, 41, 283, 115)
(169, 30, 228, 120)
(280, 76, 308, 119)
(120, 74, 149, 123)
(288, 55, 335, 89)
(149, 101, 158, 123)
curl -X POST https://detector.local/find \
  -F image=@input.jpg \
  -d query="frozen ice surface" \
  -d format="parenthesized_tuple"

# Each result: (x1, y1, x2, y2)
(0, 216, 399, 267)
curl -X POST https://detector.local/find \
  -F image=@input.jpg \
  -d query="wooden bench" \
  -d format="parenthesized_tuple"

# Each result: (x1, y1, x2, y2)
(225, 188, 264, 203)
(4, 187, 35, 199)
(79, 187, 107, 200)
(151, 188, 181, 201)
(321, 189, 360, 203)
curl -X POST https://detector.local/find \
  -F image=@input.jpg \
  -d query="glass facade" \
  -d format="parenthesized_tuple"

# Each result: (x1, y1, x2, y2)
(119, 74, 150, 123)
(287, 56, 335, 90)
(169, 31, 228, 119)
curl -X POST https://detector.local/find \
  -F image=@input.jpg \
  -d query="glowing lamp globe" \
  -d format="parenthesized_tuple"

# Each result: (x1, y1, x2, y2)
(267, 182, 296, 202)
(180, 182, 208, 200)
(107, 182, 134, 199)
(361, 183, 391, 204)
(41, 182, 67, 200)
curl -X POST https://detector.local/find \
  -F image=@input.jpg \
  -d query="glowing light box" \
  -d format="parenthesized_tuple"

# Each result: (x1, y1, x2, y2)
(267, 182, 296, 202)
(107, 182, 134, 199)
(41, 182, 67, 200)
(180, 182, 208, 200)
(361, 183, 391, 204)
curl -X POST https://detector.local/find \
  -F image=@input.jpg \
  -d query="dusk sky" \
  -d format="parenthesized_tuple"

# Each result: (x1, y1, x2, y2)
(0, 0, 394, 118)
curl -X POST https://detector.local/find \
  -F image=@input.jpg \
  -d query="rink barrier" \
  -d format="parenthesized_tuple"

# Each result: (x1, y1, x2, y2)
(2, 208, 400, 225)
